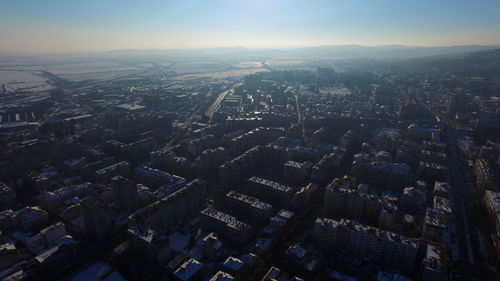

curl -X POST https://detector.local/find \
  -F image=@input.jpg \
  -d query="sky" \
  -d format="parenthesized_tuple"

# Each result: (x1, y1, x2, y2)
(1, 0, 500, 54)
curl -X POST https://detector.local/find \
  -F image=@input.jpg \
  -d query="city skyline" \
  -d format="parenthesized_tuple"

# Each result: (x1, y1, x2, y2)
(1, 0, 500, 54)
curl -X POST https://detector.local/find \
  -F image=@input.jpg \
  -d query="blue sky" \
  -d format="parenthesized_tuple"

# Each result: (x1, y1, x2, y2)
(1, 0, 500, 53)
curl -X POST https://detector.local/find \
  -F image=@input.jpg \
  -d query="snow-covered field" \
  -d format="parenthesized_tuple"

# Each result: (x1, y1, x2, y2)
(0, 57, 277, 88)
(0, 70, 54, 92)
(230, 61, 264, 68)
(174, 67, 267, 80)
(319, 86, 352, 95)
(0, 60, 146, 82)
(167, 62, 233, 74)
(265, 59, 308, 69)
(37, 62, 143, 82)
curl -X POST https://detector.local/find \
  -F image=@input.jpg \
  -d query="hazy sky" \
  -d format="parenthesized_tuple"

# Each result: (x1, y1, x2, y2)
(1, 0, 500, 53)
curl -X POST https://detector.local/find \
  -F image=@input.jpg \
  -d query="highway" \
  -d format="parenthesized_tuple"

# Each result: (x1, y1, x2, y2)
(205, 82, 242, 118)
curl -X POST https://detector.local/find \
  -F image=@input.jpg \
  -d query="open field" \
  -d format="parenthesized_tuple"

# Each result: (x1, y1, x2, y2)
(0, 70, 54, 92)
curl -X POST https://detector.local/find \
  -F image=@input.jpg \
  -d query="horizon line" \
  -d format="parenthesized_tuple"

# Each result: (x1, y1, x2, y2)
(1, 43, 499, 57)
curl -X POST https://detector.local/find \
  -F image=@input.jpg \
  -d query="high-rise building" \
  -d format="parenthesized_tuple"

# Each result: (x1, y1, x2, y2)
(81, 198, 113, 241)
(0, 209, 18, 233)
(283, 160, 313, 183)
(247, 176, 294, 203)
(351, 160, 413, 190)
(129, 179, 206, 231)
(18, 206, 49, 232)
(111, 176, 138, 212)
(324, 178, 386, 226)
(224, 190, 273, 223)
(0, 181, 16, 211)
(418, 161, 447, 182)
(422, 208, 448, 243)
(200, 207, 252, 243)
(483, 190, 500, 256)
(400, 186, 427, 209)
(474, 159, 498, 192)
(219, 145, 268, 187)
(194, 147, 227, 179)
(421, 243, 448, 281)
(313, 218, 418, 271)
(310, 149, 346, 184)
(133, 165, 186, 189)
(0, 243, 21, 271)
(95, 161, 131, 184)
(127, 225, 170, 266)
(151, 150, 191, 178)
(433, 181, 451, 199)
(447, 94, 470, 117)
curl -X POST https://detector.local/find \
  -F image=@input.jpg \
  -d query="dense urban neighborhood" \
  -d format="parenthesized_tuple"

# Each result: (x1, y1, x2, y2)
(1, 48, 500, 281)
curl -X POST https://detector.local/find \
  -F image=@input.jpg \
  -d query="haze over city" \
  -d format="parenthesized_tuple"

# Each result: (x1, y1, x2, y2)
(1, 1, 500, 281)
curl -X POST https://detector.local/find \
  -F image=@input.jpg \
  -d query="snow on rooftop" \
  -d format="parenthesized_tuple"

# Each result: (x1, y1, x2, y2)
(174, 258, 204, 281)
(223, 256, 244, 271)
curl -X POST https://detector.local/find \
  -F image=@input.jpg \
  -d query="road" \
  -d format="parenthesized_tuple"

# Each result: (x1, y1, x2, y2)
(206, 87, 231, 118)
(295, 95, 303, 125)
(444, 125, 499, 280)
(446, 125, 475, 265)
(205, 82, 241, 118)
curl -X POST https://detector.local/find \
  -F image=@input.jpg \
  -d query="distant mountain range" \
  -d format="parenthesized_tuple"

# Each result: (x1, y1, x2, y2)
(395, 48, 500, 75)
(104, 45, 499, 60)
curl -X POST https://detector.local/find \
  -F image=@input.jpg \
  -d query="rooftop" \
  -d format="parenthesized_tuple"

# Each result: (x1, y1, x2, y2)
(95, 161, 130, 175)
(223, 256, 245, 272)
(226, 190, 272, 211)
(0, 181, 14, 193)
(424, 208, 447, 228)
(434, 181, 450, 193)
(173, 258, 204, 281)
(277, 209, 294, 220)
(209, 271, 235, 281)
(116, 103, 146, 111)
(433, 196, 452, 213)
(315, 217, 418, 248)
(423, 243, 445, 273)
(248, 176, 293, 193)
(201, 207, 252, 232)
